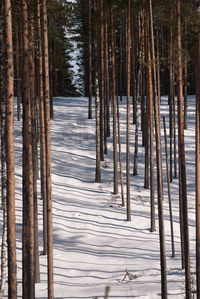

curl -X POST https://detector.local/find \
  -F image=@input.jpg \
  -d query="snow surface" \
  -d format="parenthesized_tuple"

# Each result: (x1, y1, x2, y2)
(0, 96, 197, 298)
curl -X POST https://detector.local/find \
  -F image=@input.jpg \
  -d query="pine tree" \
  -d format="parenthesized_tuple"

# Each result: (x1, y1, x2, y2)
(3, 0, 17, 297)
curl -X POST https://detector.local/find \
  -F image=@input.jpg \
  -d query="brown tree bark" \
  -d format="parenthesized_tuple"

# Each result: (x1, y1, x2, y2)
(3, 0, 17, 297)
(88, 0, 92, 119)
(126, 0, 131, 221)
(0, 11, 7, 295)
(42, 0, 54, 297)
(146, 11, 155, 232)
(163, 117, 175, 257)
(176, 0, 191, 297)
(131, 15, 136, 124)
(149, 0, 167, 296)
(100, 0, 104, 161)
(184, 22, 188, 130)
(110, 3, 118, 195)
(29, 11, 40, 284)
(15, 20, 21, 121)
(37, 0, 48, 256)
(21, 0, 35, 297)
(95, 62, 101, 183)
(195, 13, 200, 298)
(169, 9, 174, 183)
(104, 17, 110, 138)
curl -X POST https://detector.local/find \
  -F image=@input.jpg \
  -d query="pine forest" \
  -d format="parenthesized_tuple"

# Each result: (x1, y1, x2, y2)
(0, 0, 200, 298)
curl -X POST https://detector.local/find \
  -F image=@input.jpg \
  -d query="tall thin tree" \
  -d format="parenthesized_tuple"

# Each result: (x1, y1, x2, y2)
(195, 4, 200, 296)
(126, 0, 131, 221)
(110, 2, 118, 195)
(176, 0, 191, 297)
(3, 0, 17, 297)
(42, 0, 54, 297)
(149, 0, 167, 296)
(21, 0, 35, 297)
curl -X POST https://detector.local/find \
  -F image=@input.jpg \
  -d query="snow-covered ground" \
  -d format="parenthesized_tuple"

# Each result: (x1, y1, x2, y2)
(0, 96, 197, 298)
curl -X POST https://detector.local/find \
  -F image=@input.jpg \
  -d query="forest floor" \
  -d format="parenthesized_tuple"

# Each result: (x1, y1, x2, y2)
(0, 96, 197, 298)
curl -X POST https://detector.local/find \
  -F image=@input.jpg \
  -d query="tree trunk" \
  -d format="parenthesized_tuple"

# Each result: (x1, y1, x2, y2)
(131, 16, 136, 124)
(184, 22, 188, 130)
(88, 0, 92, 119)
(146, 12, 155, 232)
(126, 0, 131, 221)
(95, 60, 101, 183)
(21, 0, 35, 297)
(15, 20, 21, 121)
(176, 1, 191, 297)
(0, 18, 7, 294)
(195, 13, 200, 298)
(37, 0, 48, 256)
(169, 9, 174, 183)
(100, 0, 104, 161)
(42, 0, 54, 297)
(149, 0, 167, 297)
(163, 117, 175, 257)
(110, 3, 118, 195)
(3, 0, 17, 297)
(104, 18, 110, 138)
(29, 12, 40, 284)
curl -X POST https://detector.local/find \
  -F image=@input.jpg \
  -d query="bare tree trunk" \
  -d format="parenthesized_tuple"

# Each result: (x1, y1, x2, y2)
(42, 0, 54, 297)
(0, 18, 7, 294)
(3, 0, 17, 297)
(100, 0, 104, 161)
(104, 18, 110, 138)
(156, 27, 161, 107)
(144, 20, 149, 192)
(15, 20, 21, 121)
(146, 13, 155, 232)
(110, 3, 118, 195)
(184, 22, 188, 130)
(49, 40, 54, 120)
(21, 0, 35, 297)
(126, 0, 131, 221)
(37, 0, 48, 256)
(88, 0, 92, 119)
(117, 95, 124, 206)
(133, 66, 140, 176)
(195, 13, 200, 298)
(149, 0, 167, 297)
(163, 117, 175, 257)
(176, 1, 191, 297)
(169, 9, 174, 183)
(119, 18, 123, 101)
(131, 16, 136, 124)
(95, 60, 101, 183)
(29, 12, 40, 284)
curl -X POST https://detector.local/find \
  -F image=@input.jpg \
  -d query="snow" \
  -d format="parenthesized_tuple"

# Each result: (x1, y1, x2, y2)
(0, 95, 197, 298)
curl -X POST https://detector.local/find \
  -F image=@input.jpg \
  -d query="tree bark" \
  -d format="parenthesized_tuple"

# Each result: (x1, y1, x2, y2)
(37, 0, 48, 256)
(195, 15, 200, 298)
(176, 1, 191, 297)
(29, 11, 40, 284)
(163, 116, 175, 257)
(126, 0, 131, 221)
(3, 0, 17, 297)
(149, 0, 167, 297)
(21, 0, 35, 297)
(0, 16, 7, 295)
(110, 3, 118, 195)
(42, 1, 54, 297)
(15, 20, 21, 121)
(88, 0, 92, 119)
(146, 11, 155, 232)
(100, 0, 104, 161)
